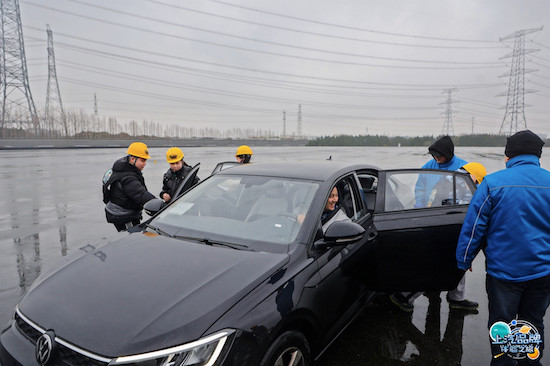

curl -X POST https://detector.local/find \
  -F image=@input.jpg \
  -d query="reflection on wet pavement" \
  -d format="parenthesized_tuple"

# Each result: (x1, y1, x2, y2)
(317, 293, 480, 366)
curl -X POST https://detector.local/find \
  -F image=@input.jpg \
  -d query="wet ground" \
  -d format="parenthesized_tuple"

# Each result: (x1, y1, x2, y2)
(0, 145, 548, 365)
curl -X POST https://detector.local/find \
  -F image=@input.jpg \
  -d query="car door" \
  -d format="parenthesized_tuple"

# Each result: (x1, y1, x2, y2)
(171, 163, 201, 202)
(308, 173, 378, 345)
(360, 169, 476, 292)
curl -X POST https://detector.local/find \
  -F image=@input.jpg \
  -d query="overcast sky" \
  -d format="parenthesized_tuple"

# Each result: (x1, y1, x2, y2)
(18, 0, 550, 137)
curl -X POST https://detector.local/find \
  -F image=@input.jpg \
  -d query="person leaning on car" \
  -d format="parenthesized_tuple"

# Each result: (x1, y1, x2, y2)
(105, 142, 156, 231)
(391, 135, 478, 313)
(456, 130, 550, 366)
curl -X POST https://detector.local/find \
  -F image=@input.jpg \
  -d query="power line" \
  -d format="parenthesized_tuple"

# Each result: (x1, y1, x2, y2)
(207, 0, 499, 43)
(23, 26, 504, 91)
(21, 1, 505, 69)
(146, 0, 505, 50)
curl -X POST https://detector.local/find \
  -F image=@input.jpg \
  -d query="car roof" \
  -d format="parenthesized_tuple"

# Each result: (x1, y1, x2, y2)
(216, 161, 379, 181)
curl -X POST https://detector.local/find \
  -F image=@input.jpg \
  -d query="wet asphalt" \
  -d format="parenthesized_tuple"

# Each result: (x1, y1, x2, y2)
(0, 146, 549, 365)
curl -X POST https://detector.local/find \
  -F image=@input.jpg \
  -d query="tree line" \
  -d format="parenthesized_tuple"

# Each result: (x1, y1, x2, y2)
(0, 108, 278, 140)
(306, 134, 547, 147)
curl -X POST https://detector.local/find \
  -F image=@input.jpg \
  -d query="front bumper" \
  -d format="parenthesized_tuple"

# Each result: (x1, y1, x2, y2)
(1, 321, 36, 366)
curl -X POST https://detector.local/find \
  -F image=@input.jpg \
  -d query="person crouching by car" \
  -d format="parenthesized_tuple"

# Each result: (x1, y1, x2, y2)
(105, 142, 156, 231)
(160, 147, 200, 203)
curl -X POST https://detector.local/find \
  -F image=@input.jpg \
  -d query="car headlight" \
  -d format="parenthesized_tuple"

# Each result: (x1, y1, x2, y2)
(111, 330, 234, 366)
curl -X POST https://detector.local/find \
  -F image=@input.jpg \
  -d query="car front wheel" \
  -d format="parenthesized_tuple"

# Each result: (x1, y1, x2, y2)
(260, 331, 311, 366)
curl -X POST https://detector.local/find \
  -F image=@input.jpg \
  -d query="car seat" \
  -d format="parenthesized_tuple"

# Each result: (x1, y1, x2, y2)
(245, 182, 290, 221)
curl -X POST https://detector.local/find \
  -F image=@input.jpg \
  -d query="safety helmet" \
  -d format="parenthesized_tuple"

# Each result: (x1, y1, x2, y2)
(235, 145, 253, 157)
(166, 147, 184, 163)
(462, 162, 487, 184)
(126, 142, 151, 159)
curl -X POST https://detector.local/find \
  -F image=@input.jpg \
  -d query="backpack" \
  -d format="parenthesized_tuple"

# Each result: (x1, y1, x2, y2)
(102, 168, 120, 204)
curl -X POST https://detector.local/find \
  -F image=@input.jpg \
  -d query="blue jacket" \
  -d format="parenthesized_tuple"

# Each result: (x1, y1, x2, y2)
(456, 154, 550, 282)
(414, 155, 468, 207)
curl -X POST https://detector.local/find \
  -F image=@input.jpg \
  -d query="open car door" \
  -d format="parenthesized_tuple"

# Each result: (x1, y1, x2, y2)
(211, 161, 240, 175)
(170, 163, 200, 203)
(362, 169, 477, 292)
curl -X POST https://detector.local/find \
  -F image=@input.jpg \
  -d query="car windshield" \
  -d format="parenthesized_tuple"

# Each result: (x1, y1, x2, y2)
(150, 175, 319, 250)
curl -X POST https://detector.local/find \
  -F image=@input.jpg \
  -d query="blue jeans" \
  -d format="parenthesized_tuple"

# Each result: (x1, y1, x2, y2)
(486, 274, 550, 366)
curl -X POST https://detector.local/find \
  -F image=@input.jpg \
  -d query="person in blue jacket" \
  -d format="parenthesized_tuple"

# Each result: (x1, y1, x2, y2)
(456, 130, 550, 366)
(415, 135, 468, 208)
(392, 136, 478, 312)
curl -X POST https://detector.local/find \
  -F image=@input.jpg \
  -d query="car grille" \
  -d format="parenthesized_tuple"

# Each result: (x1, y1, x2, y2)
(14, 312, 110, 366)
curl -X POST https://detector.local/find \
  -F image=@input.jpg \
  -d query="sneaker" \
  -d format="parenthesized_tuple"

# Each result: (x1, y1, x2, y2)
(447, 297, 479, 311)
(390, 293, 414, 312)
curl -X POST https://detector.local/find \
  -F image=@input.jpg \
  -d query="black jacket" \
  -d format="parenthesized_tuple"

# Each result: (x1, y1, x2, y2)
(160, 164, 199, 200)
(109, 157, 155, 211)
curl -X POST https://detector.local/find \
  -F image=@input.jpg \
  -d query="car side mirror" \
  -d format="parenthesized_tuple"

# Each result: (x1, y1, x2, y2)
(144, 198, 166, 216)
(314, 221, 365, 249)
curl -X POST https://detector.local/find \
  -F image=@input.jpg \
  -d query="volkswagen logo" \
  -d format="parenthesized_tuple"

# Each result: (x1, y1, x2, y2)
(35, 331, 55, 365)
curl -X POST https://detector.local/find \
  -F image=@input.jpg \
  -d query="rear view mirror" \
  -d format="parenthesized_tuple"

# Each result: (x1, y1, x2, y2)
(144, 199, 165, 216)
(315, 221, 365, 249)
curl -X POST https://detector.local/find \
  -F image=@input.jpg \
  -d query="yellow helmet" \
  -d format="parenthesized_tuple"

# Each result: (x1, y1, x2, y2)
(166, 147, 184, 163)
(235, 145, 253, 157)
(462, 162, 487, 184)
(126, 142, 150, 159)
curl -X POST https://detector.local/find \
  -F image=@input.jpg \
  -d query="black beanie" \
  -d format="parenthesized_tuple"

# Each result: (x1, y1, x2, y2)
(429, 135, 454, 161)
(505, 130, 545, 158)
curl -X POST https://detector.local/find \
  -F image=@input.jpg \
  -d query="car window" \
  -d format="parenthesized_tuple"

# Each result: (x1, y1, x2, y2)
(152, 175, 319, 248)
(358, 173, 378, 212)
(384, 171, 475, 211)
(335, 174, 367, 221)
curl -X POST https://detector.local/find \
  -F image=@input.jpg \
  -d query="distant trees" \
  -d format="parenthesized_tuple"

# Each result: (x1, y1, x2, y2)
(308, 134, 522, 147)
(1, 107, 278, 140)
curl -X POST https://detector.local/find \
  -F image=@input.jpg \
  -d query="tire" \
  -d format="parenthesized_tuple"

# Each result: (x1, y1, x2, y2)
(260, 331, 311, 366)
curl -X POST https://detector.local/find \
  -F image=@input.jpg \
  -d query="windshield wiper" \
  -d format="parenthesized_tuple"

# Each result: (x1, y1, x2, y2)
(174, 235, 251, 251)
(145, 224, 173, 237)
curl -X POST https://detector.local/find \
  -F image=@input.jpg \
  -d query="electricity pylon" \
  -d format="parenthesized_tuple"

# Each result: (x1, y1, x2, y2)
(498, 27, 542, 136)
(45, 24, 66, 137)
(440, 89, 457, 136)
(297, 104, 302, 137)
(0, 0, 38, 137)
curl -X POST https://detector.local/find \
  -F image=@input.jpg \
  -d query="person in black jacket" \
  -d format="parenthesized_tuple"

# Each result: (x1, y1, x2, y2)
(160, 147, 200, 202)
(105, 142, 156, 231)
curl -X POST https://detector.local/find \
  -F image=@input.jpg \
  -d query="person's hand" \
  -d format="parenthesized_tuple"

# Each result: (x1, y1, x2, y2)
(297, 214, 305, 224)
(162, 193, 171, 202)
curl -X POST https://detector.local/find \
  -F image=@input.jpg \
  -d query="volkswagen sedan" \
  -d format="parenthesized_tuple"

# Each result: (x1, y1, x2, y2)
(0, 161, 476, 366)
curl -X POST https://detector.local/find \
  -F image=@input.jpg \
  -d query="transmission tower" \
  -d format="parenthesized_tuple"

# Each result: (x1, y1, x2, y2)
(440, 89, 457, 136)
(94, 93, 98, 118)
(45, 24, 65, 137)
(0, 0, 38, 137)
(282, 110, 286, 138)
(498, 27, 542, 136)
(297, 104, 302, 137)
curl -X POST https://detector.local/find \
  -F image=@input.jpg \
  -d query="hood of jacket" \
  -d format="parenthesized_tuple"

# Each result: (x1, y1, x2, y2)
(429, 136, 454, 161)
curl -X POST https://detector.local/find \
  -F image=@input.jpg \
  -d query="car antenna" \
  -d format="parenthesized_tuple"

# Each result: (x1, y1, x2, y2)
(327, 156, 332, 161)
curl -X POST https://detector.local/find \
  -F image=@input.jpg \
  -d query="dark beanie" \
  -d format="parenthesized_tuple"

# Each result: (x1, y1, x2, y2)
(505, 130, 545, 158)
(429, 135, 454, 161)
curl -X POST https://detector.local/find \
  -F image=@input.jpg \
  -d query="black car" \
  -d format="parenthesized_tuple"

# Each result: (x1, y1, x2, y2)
(0, 161, 477, 366)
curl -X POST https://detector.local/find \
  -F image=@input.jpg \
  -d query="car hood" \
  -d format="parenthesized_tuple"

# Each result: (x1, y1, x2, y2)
(18, 232, 288, 357)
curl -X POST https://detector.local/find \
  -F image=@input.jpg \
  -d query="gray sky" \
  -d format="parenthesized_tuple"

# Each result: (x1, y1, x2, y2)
(18, 0, 550, 137)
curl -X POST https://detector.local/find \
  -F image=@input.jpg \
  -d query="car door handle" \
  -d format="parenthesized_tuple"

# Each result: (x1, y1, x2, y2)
(445, 211, 462, 215)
